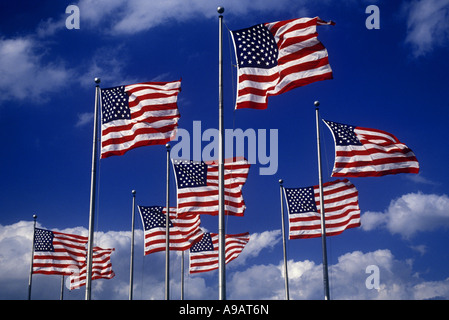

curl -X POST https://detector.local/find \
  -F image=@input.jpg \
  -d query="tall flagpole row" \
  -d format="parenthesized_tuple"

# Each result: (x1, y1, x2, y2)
(217, 6, 226, 301)
(27, 214, 37, 300)
(315, 101, 330, 300)
(85, 77, 101, 300)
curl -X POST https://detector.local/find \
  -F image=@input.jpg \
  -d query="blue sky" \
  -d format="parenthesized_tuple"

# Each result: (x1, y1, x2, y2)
(1, 0, 449, 300)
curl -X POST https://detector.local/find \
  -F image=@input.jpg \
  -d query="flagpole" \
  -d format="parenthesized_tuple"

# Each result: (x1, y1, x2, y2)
(314, 100, 330, 300)
(181, 251, 184, 300)
(27, 214, 37, 300)
(217, 6, 226, 301)
(85, 77, 101, 300)
(278, 180, 290, 300)
(129, 189, 136, 300)
(60, 276, 64, 300)
(165, 143, 171, 300)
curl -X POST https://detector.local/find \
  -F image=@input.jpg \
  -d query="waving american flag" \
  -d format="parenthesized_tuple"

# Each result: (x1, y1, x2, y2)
(172, 157, 250, 216)
(231, 17, 334, 110)
(189, 232, 250, 274)
(284, 179, 361, 239)
(138, 206, 202, 254)
(323, 120, 419, 177)
(70, 247, 115, 290)
(32, 228, 87, 275)
(100, 80, 181, 158)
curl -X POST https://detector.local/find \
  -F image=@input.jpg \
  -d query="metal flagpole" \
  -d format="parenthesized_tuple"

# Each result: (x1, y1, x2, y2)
(278, 180, 290, 300)
(27, 214, 37, 300)
(181, 251, 184, 300)
(314, 100, 330, 300)
(129, 190, 136, 300)
(60, 276, 64, 300)
(85, 77, 101, 300)
(217, 6, 226, 301)
(165, 143, 171, 300)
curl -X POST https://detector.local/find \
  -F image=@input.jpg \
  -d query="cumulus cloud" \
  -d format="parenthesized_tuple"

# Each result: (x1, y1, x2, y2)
(404, 0, 449, 57)
(0, 222, 281, 300)
(75, 112, 94, 127)
(361, 192, 449, 238)
(229, 249, 449, 300)
(3, 221, 449, 300)
(235, 229, 281, 265)
(0, 37, 73, 104)
(76, 0, 303, 34)
(0, 36, 135, 106)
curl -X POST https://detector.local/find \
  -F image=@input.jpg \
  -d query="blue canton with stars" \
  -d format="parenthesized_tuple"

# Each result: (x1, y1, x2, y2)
(232, 24, 278, 69)
(138, 206, 173, 231)
(324, 120, 363, 146)
(101, 86, 131, 124)
(284, 187, 318, 214)
(172, 159, 208, 189)
(190, 232, 214, 252)
(34, 228, 55, 251)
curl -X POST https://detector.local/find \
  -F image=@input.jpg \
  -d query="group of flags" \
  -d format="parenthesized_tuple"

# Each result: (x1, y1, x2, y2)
(138, 156, 251, 274)
(282, 118, 419, 239)
(30, 15, 420, 297)
(138, 203, 251, 274)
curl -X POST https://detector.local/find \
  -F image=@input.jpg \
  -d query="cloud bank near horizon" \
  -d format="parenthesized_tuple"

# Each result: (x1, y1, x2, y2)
(2, 190, 449, 301)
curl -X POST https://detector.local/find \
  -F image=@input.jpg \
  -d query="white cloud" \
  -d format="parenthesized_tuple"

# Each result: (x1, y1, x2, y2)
(361, 192, 449, 238)
(76, 0, 302, 35)
(235, 229, 281, 265)
(229, 249, 449, 300)
(75, 112, 94, 127)
(3, 221, 449, 300)
(36, 17, 66, 38)
(0, 37, 73, 104)
(404, 0, 449, 57)
(0, 221, 280, 300)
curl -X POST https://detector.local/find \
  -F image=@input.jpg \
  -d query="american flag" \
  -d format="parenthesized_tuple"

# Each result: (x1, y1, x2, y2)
(323, 120, 420, 177)
(230, 17, 334, 110)
(189, 232, 250, 274)
(138, 206, 202, 254)
(100, 80, 181, 158)
(70, 247, 115, 290)
(284, 179, 361, 239)
(32, 228, 88, 275)
(172, 157, 250, 216)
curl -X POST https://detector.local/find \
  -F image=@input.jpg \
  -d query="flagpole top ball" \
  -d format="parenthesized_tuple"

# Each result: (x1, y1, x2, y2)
(166, 143, 171, 150)
(132, 190, 136, 195)
(94, 77, 101, 84)
(33, 214, 37, 220)
(314, 101, 320, 107)
(279, 179, 283, 185)
(217, 7, 224, 14)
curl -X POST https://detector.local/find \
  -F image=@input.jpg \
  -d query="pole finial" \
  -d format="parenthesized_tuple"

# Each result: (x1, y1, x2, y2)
(217, 6, 224, 14)
(314, 100, 320, 107)
(279, 179, 284, 185)
(132, 190, 136, 195)
(32, 214, 37, 220)
(166, 143, 171, 150)
(94, 77, 101, 84)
